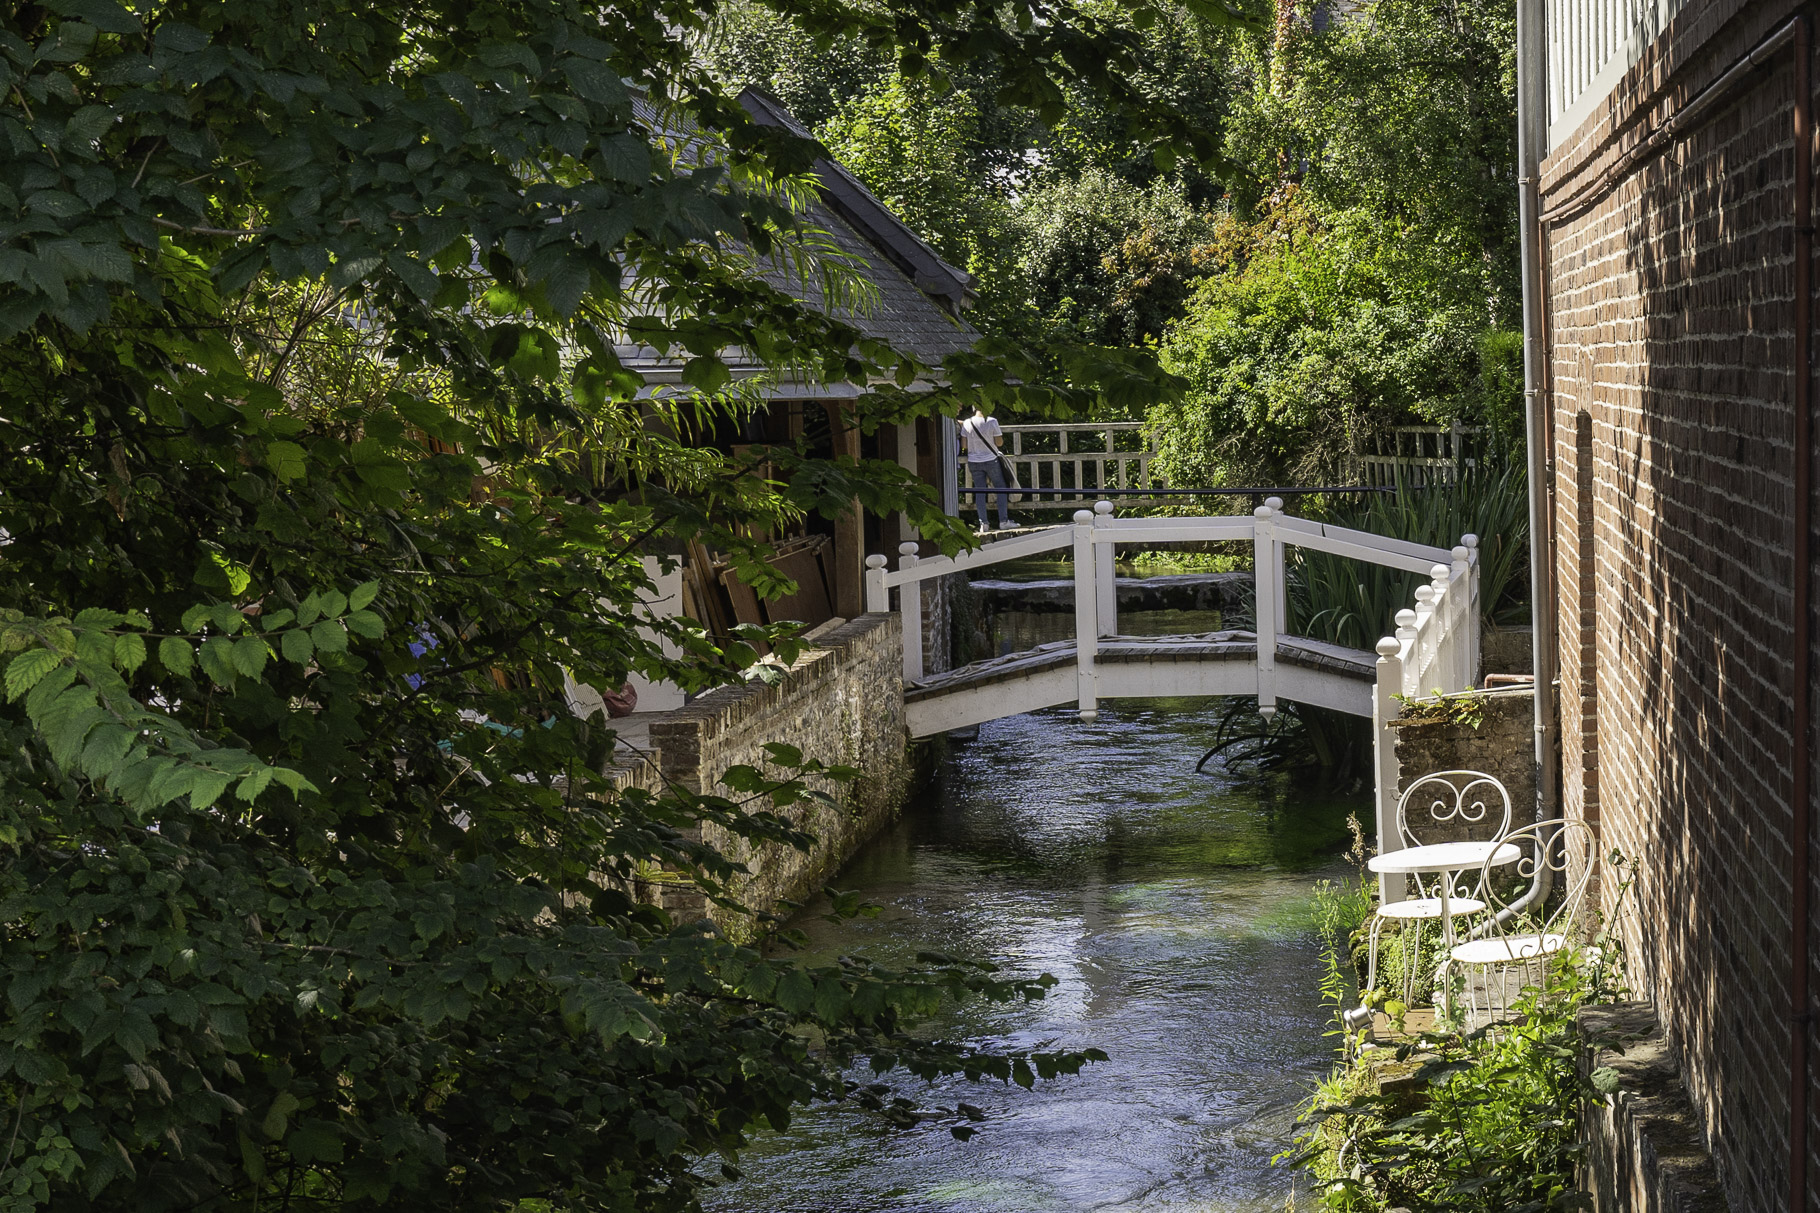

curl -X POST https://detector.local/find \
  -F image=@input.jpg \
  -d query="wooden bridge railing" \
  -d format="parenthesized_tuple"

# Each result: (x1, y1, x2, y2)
(963, 422, 1163, 511)
(865, 498, 1482, 904)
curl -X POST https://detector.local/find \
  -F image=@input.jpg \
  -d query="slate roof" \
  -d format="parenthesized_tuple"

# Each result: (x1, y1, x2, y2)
(615, 90, 978, 384)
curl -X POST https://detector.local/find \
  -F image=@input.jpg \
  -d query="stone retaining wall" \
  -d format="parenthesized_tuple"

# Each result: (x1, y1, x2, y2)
(1391, 686, 1538, 835)
(646, 613, 910, 938)
(1579, 1003, 1730, 1212)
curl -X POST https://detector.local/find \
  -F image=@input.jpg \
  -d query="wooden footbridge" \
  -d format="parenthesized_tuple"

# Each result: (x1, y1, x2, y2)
(863, 498, 1485, 898)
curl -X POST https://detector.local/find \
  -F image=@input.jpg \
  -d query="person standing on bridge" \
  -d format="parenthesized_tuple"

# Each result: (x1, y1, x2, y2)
(960, 404, 1013, 533)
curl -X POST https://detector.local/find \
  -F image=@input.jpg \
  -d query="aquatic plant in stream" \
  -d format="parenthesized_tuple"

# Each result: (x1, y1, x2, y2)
(1197, 698, 1372, 787)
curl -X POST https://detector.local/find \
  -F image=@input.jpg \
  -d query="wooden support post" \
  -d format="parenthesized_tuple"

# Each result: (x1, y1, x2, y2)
(1374, 636, 1406, 905)
(826, 401, 863, 618)
(892, 421, 919, 550)
(898, 542, 922, 683)
(1093, 500, 1117, 637)
(1072, 509, 1099, 719)
(1252, 502, 1278, 720)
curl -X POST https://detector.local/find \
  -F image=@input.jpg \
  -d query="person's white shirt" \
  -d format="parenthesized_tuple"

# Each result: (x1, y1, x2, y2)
(960, 413, 1002, 463)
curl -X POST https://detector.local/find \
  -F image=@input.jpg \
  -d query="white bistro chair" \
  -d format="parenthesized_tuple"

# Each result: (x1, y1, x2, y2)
(1362, 770, 1514, 1009)
(1443, 817, 1598, 1027)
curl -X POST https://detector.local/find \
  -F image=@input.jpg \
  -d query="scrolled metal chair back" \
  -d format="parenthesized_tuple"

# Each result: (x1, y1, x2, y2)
(1395, 770, 1513, 850)
(1479, 817, 1599, 939)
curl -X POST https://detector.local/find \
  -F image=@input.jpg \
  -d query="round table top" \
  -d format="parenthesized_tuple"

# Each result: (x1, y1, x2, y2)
(1368, 840, 1522, 874)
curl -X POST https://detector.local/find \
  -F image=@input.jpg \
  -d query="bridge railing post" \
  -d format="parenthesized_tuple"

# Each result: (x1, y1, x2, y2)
(1373, 635, 1406, 905)
(1252, 501, 1278, 720)
(1265, 496, 1288, 637)
(1395, 609, 1419, 697)
(1430, 562, 1455, 692)
(899, 541, 923, 684)
(1072, 509, 1099, 720)
(1457, 536, 1480, 687)
(1094, 500, 1117, 637)
(864, 554, 889, 615)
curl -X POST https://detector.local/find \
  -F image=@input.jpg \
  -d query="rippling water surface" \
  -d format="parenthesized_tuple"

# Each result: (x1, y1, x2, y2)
(706, 698, 1368, 1213)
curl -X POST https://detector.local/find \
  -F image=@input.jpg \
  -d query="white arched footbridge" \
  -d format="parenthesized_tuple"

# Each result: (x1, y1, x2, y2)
(863, 498, 1485, 904)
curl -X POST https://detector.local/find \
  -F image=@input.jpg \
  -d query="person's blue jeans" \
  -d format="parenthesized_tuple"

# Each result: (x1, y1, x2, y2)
(968, 459, 1011, 528)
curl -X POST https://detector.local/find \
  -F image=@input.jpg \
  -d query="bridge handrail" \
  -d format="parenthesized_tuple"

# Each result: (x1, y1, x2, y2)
(1268, 515, 1456, 576)
(873, 525, 1074, 591)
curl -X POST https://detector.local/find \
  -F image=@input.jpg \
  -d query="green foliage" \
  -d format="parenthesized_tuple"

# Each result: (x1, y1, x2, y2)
(1291, 464, 1534, 651)
(1290, 942, 1625, 1212)
(1149, 0, 1522, 488)
(1392, 689, 1490, 730)
(697, 2, 893, 130)
(700, 1, 1256, 367)
(1197, 697, 1372, 784)
(1152, 198, 1514, 487)
(1289, 856, 1637, 1212)
(1009, 169, 1218, 352)
(0, 0, 1215, 1207)
(1225, 0, 1519, 318)
(1311, 870, 1375, 1024)
(819, 77, 1009, 292)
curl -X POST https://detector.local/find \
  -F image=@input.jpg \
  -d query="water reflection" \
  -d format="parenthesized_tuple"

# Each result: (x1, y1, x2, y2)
(706, 700, 1366, 1213)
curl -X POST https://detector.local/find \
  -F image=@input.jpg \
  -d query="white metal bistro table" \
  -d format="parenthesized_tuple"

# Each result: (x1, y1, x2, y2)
(1368, 840, 1523, 953)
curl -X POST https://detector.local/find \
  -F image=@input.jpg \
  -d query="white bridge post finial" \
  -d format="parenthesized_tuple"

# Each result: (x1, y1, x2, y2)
(1093, 500, 1117, 638)
(864, 553, 888, 615)
(1252, 501, 1278, 721)
(1372, 634, 1406, 905)
(898, 541, 923, 684)
(1073, 508, 1100, 720)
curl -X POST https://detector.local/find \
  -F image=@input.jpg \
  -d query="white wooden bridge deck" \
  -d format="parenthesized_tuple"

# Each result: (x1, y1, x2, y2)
(904, 631, 1376, 737)
(865, 498, 1487, 907)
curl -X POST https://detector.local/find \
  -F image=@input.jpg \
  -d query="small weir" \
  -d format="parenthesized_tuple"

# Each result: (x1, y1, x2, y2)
(706, 697, 1369, 1213)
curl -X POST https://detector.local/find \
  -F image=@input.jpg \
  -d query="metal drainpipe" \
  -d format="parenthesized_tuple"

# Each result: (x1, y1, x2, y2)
(1792, 17, 1813, 1213)
(1516, 0, 1560, 837)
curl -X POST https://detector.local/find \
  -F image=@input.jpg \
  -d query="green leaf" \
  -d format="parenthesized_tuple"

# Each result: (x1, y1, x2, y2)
(280, 628, 314, 666)
(348, 580, 379, 610)
(563, 58, 628, 107)
(1589, 1066, 1622, 1095)
(158, 636, 195, 677)
(310, 621, 348, 653)
(63, 104, 114, 149)
(261, 1092, 301, 1141)
(345, 609, 383, 639)
(5, 649, 62, 701)
(188, 769, 235, 810)
(238, 1131, 267, 1183)
(48, 0, 143, 33)
(113, 632, 146, 674)
(774, 969, 814, 1013)
(230, 635, 268, 679)
(199, 636, 238, 686)
(266, 440, 307, 482)
(597, 132, 650, 182)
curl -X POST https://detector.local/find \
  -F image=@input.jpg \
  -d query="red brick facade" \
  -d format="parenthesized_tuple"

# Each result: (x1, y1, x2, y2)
(1541, 1, 1820, 1207)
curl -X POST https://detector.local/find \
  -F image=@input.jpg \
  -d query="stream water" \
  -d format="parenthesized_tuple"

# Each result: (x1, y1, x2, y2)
(706, 696, 1369, 1213)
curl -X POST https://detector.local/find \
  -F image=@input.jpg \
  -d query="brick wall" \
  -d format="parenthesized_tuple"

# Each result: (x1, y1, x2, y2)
(1541, 1, 1820, 1205)
(646, 614, 912, 940)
